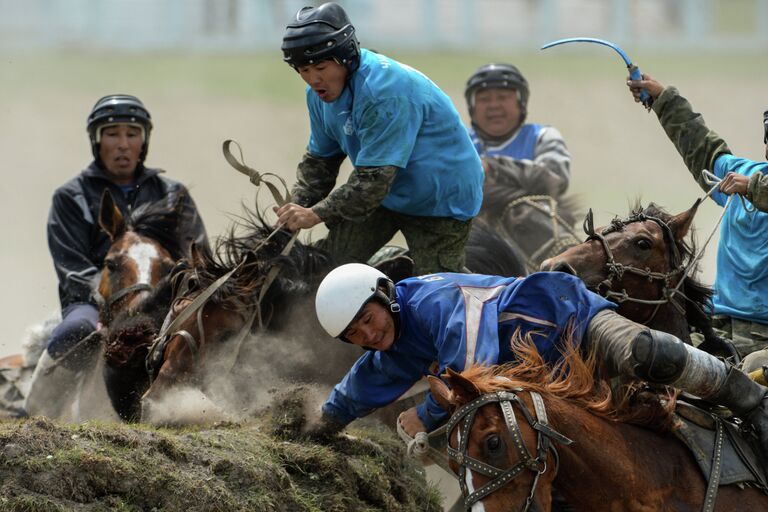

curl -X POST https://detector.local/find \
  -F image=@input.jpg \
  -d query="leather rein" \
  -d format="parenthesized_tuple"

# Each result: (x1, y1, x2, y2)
(501, 194, 581, 272)
(446, 389, 573, 511)
(582, 209, 688, 326)
(145, 140, 297, 380)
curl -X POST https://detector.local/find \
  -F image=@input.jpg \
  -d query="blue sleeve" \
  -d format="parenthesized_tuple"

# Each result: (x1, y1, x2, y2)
(711, 154, 737, 207)
(354, 96, 421, 168)
(416, 391, 450, 431)
(712, 154, 766, 208)
(306, 90, 344, 158)
(322, 350, 431, 425)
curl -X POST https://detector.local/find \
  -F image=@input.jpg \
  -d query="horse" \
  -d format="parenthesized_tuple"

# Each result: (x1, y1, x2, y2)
(540, 200, 734, 357)
(139, 205, 362, 423)
(428, 336, 768, 512)
(22, 190, 194, 421)
(472, 160, 581, 274)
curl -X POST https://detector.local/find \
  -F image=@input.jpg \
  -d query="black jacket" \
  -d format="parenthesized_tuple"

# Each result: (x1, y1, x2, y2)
(47, 162, 207, 310)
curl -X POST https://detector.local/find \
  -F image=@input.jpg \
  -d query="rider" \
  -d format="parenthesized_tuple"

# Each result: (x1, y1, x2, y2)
(46, 94, 207, 366)
(627, 75, 768, 357)
(465, 63, 571, 197)
(275, 3, 484, 275)
(309, 263, 768, 457)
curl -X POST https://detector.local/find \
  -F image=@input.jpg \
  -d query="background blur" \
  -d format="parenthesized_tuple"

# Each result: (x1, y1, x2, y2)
(1, 0, 767, 361)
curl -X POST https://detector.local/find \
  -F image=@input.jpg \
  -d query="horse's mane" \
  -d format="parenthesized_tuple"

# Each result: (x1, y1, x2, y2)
(127, 193, 190, 261)
(630, 202, 714, 337)
(178, 201, 333, 308)
(457, 330, 677, 432)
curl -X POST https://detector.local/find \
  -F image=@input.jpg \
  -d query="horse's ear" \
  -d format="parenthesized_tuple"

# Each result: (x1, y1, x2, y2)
(98, 189, 126, 241)
(443, 367, 482, 404)
(189, 241, 205, 267)
(668, 199, 701, 241)
(428, 376, 454, 412)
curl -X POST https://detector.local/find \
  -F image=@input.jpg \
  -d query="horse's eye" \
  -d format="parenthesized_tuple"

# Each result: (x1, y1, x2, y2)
(484, 434, 504, 455)
(635, 238, 652, 251)
(105, 258, 118, 272)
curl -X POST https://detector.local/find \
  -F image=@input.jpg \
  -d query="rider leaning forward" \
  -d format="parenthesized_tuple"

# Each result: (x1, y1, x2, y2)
(627, 75, 768, 358)
(46, 94, 207, 365)
(274, 3, 483, 275)
(307, 263, 768, 459)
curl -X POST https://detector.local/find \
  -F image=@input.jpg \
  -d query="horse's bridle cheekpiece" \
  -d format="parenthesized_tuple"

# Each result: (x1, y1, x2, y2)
(445, 389, 573, 511)
(582, 208, 686, 325)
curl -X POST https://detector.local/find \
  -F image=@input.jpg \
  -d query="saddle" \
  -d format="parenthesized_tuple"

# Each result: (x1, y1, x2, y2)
(673, 399, 768, 491)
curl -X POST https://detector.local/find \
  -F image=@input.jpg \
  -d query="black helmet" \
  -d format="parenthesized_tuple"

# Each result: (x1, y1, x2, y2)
(87, 94, 152, 162)
(281, 2, 360, 71)
(465, 63, 529, 122)
(763, 109, 767, 144)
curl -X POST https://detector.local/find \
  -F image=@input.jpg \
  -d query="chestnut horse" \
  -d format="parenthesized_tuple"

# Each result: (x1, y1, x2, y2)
(541, 201, 734, 358)
(428, 338, 768, 511)
(140, 206, 361, 422)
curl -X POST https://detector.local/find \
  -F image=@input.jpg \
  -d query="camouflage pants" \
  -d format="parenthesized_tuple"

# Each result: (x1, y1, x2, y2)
(316, 206, 471, 275)
(712, 315, 768, 358)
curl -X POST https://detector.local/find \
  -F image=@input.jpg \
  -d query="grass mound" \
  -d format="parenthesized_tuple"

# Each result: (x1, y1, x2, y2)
(0, 387, 442, 512)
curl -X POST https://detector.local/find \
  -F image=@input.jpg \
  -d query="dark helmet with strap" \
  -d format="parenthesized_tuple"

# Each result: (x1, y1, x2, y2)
(87, 94, 153, 162)
(763, 109, 767, 144)
(465, 63, 530, 122)
(281, 2, 360, 72)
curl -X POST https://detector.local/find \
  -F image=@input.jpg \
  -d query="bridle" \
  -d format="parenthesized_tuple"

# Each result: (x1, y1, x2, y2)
(446, 389, 573, 511)
(501, 195, 581, 272)
(95, 282, 154, 325)
(582, 209, 687, 325)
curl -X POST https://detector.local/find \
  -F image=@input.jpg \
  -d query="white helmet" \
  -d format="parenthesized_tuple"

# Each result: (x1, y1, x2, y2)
(315, 263, 397, 338)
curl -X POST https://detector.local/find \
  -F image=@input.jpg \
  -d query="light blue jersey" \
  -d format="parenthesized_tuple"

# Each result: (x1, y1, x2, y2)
(322, 271, 614, 430)
(306, 49, 483, 221)
(710, 154, 768, 322)
(469, 123, 543, 159)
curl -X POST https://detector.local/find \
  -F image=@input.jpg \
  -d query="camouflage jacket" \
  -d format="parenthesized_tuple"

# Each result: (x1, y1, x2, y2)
(747, 171, 768, 212)
(653, 87, 768, 211)
(290, 152, 397, 223)
(652, 86, 732, 193)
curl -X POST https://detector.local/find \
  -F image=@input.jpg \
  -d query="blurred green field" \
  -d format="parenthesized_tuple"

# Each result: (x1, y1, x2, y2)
(1, 49, 766, 356)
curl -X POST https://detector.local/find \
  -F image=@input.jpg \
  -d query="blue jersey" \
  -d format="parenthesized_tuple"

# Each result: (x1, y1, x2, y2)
(322, 271, 615, 430)
(306, 49, 483, 221)
(469, 124, 544, 159)
(710, 154, 768, 322)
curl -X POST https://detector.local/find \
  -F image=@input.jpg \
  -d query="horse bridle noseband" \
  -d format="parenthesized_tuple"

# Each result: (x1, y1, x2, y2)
(582, 209, 687, 325)
(446, 389, 573, 511)
(94, 282, 154, 325)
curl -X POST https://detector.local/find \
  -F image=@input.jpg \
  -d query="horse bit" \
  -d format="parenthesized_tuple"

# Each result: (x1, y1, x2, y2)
(582, 209, 687, 325)
(446, 389, 573, 511)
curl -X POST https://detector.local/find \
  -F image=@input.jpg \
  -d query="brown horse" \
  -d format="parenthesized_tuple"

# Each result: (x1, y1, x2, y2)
(428, 337, 768, 511)
(21, 190, 195, 422)
(97, 189, 197, 421)
(541, 201, 734, 358)
(140, 206, 361, 422)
